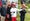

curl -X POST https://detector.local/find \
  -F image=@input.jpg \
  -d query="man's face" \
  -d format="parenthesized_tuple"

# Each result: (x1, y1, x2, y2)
(22, 4, 26, 8)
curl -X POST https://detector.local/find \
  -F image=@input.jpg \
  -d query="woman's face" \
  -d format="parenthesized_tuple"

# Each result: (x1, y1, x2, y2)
(8, 6, 10, 8)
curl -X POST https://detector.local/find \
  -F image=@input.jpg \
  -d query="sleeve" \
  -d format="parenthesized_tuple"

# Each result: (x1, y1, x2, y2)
(7, 8, 8, 13)
(19, 9, 23, 13)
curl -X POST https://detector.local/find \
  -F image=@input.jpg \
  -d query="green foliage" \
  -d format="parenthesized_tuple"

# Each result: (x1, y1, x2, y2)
(18, 0, 30, 21)
(26, 4, 30, 8)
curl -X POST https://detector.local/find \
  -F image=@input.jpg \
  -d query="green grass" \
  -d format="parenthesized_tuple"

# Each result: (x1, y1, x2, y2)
(17, 13, 30, 21)
(25, 13, 30, 21)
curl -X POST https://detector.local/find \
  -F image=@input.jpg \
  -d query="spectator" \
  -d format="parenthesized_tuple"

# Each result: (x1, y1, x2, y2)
(20, 2, 26, 21)
(10, 3, 17, 21)
(1, 5, 6, 21)
(5, 5, 11, 21)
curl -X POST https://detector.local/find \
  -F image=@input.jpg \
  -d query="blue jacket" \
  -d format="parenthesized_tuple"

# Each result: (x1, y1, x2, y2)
(1, 7, 6, 16)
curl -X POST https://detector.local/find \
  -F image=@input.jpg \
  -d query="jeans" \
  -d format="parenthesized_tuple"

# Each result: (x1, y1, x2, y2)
(20, 13, 25, 21)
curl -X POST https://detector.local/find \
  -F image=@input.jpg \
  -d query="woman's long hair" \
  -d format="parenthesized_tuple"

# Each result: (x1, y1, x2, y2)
(7, 5, 12, 21)
(7, 5, 11, 14)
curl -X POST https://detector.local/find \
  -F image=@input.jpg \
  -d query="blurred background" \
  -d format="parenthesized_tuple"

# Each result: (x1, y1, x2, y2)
(0, 0, 30, 21)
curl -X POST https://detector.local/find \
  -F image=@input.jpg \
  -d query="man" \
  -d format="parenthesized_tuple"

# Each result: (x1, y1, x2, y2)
(20, 2, 26, 21)
(0, 0, 2, 19)
(10, 3, 18, 21)
(1, 5, 6, 21)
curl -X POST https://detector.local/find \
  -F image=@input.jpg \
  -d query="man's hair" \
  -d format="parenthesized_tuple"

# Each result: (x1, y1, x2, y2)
(21, 1, 23, 4)
(21, 0, 24, 4)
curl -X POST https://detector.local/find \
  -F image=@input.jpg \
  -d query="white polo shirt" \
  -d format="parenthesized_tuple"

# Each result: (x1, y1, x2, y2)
(10, 8, 17, 17)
